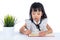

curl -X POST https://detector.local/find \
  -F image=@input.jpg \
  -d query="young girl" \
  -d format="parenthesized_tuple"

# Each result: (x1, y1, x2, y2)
(20, 2, 53, 37)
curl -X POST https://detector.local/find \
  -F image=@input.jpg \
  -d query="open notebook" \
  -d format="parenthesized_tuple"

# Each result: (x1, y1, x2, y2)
(29, 33, 54, 37)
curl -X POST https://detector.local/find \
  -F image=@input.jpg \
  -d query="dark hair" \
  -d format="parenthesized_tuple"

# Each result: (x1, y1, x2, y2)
(29, 2, 47, 22)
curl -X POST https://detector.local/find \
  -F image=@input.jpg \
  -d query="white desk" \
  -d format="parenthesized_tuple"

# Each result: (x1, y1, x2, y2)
(0, 31, 60, 40)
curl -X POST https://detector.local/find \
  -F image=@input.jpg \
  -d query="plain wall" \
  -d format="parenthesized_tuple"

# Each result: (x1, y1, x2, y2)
(0, 0, 60, 33)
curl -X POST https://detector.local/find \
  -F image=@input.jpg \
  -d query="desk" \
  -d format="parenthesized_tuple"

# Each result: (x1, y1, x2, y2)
(0, 31, 60, 40)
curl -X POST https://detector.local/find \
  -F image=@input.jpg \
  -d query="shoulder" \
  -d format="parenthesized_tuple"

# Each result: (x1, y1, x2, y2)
(42, 18, 48, 22)
(41, 18, 48, 25)
(25, 19, 31, 22)
(25, 19, 32, 24)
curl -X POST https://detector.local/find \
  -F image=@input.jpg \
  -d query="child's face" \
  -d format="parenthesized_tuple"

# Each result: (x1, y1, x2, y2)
(32, 9, 42, 22)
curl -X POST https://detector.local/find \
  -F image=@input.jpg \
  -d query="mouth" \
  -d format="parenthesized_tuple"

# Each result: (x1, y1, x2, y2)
(35, 18, 38, 21)
(34, 18, 39, 21)
(35, 18, 38, 20)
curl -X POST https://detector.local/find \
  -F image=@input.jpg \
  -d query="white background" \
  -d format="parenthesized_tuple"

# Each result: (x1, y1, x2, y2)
(0, 0, 60, 33)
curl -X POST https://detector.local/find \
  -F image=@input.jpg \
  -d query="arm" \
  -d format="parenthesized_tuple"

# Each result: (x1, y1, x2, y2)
(45, 24, 53, 34)
(39, 24, 53, 36)
(19, 24, 31, 35)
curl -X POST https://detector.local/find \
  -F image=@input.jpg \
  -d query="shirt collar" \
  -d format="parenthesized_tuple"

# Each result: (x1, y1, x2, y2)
(33, 20, 40, 24)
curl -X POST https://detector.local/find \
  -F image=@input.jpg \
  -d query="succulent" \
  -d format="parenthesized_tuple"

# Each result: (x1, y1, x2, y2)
(4, 15, 15, 27)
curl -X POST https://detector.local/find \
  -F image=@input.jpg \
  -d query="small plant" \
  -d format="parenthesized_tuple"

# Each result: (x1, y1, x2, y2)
(4, 15, 15, 27)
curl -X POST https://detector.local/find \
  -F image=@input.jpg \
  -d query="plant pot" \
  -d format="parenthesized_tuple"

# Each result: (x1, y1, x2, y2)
(3, 27, 14, 36)
(3, 27, 14, 38)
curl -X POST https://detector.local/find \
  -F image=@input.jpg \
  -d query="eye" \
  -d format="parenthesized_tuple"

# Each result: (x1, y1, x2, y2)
(32, 13, 35, 15)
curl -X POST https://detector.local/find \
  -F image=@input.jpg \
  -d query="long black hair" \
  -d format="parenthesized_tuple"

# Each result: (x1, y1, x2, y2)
(29, 2, 47, 23)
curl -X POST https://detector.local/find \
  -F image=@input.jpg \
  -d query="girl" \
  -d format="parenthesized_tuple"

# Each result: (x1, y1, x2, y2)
(20, 2, 53, 37)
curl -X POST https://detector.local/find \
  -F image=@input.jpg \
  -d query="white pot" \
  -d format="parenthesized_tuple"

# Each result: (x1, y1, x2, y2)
(3, 27, 14, 35)
(2, 27, 14, 38)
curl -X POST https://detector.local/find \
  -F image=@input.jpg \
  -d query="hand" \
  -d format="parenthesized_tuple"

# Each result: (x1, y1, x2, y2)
(39, 31, 46, 37)
(24, 30, 31, 35)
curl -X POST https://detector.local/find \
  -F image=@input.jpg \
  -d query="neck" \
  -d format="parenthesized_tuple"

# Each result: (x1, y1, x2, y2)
(33, 20, 40, 24)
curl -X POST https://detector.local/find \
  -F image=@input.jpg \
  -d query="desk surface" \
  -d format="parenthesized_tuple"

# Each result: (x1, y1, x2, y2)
(0, 31, 60, 40)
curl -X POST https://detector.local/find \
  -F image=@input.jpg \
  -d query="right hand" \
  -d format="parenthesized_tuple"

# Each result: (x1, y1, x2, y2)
(24, 30, 31, 35)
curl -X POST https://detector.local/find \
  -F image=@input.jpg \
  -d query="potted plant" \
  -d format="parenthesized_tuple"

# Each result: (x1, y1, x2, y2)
(3, 14, 16, 34)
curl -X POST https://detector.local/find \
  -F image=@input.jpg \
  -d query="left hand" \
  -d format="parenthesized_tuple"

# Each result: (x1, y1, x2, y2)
(39, 31, 46, 37)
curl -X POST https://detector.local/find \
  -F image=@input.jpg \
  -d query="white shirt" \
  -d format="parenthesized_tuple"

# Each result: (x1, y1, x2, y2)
(25, 18, 48, 33)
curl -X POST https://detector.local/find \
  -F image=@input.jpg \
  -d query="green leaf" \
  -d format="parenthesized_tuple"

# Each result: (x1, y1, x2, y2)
(4, 14, 15, 27)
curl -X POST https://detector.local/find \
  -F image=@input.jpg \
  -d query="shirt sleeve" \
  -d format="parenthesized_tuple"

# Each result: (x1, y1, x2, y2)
(25, 19, 31, 30)
(40, 18, 48, 31)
